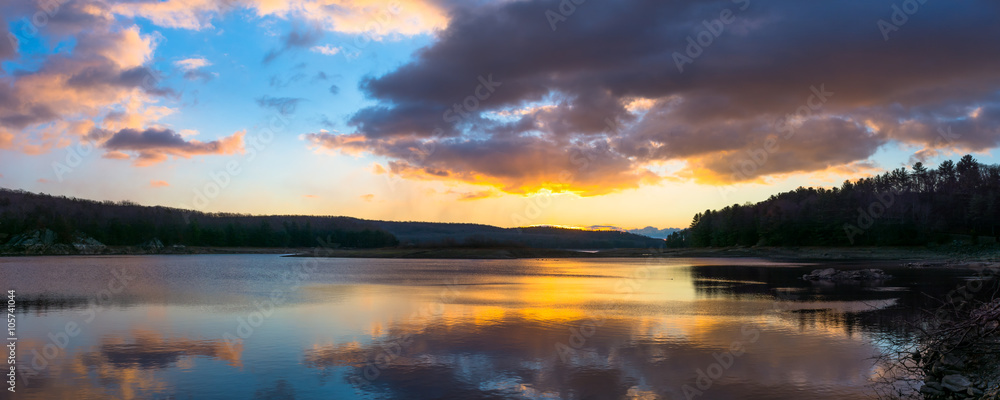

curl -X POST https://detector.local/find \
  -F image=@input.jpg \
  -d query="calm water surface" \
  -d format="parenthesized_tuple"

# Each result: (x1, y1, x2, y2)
(0, 255, 975, 399)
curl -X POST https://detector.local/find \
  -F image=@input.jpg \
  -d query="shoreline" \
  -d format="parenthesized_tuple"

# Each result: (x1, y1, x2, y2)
(3, 244, 998, 263)
(287, 245, 1000, 263)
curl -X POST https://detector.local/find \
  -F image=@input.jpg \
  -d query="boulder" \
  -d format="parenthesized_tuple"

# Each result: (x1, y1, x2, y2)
(140, 238, 165, 251)
(941, 374, 972, 392)
(940, 353, 967, 369)
(920, 382, 945, 396)
(71, 232, 106, 254)
(2, 229, 59, 254)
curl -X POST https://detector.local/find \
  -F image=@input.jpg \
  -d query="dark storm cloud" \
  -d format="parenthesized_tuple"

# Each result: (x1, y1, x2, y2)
(314, 0, 1000, 191)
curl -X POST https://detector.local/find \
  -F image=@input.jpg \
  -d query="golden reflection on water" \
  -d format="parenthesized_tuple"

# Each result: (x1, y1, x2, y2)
(291, 259, 896, 399)
(9, 257, 916, 399)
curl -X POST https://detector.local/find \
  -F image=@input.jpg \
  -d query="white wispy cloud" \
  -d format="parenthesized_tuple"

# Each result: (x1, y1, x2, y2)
(311, 45, 342, 56)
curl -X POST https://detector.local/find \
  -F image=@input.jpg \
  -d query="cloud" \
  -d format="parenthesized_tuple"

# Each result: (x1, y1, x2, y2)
(100, 127, 245, 166)
(174, 57, 211, 71)
(255, 96, 304, 115)
(107, 0, 450, 37)
(328, 84, 340, 95)
(360, 193, 375, 202)
(305, 132, 660, 195)
(269, 72, 308, 88)
(456, 190, 499, 201)
(0, 0, 179, 156)
(74, 25, 157, 69)
(184, 70, 217, 82)
(175, 57, 216, 81)
(102, 151, 131, 160)
(250, 0, 449, 37)
(111, 0, 226, 30)
(150, 180, 170, 187)
(309, 0, 1000, 193)
(311, 45, 341, 56)
(0, 129, 13, 149)
(262, 25, 323, 64)
(0, 23, 16, 66)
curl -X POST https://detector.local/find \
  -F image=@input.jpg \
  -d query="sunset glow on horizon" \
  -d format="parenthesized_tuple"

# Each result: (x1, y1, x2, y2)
(2, 0, 998, 229)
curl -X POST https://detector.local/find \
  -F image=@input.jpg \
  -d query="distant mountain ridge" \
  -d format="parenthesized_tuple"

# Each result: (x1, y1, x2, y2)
(626, 226, 682, 239)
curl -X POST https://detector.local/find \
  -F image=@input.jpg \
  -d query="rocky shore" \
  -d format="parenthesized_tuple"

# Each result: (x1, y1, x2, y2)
(918, 351, 995, 399)
(801, 268, 893, 282)
(0, 228, 272, 256)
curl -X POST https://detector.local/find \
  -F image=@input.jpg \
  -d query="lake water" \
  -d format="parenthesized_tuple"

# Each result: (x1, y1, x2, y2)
(0, 255, 974, 399)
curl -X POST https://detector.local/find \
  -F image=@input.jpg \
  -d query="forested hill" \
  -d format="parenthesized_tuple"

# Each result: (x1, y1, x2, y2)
(0, 188, 662, 251)
(0, 189, 399, 248)
(665, 155, 1000, 248)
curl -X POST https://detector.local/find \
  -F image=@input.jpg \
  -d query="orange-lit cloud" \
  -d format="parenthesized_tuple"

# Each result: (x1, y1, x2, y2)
(150, 180, 170, 187)
(0, 21, 163, 147)
(98, 128, 246, 166)
(456, 190, 500, 201)
(251, 0, 449, 37)
(0, 129, 12, 149)
(113, 0, 449, 37)
(111, 0, 226, 30)
(175, 57, 211, 71)
(305, 133, 661, 196)
(0, 1, 240, 167)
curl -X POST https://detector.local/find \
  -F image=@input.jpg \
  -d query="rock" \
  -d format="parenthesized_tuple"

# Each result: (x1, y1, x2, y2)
(5, 228, 57, 246)
(48, 244, 74, 255)
(941, 374, 972, 392)
(71, 232, 106, 254)
(802, 268, 892, 282)
(2, 229, 109, 255)
(2, 229, 59, 254)
(140, 238, 165, 252)
(940, 353, 967, 369)
(921, 383, 945, 396)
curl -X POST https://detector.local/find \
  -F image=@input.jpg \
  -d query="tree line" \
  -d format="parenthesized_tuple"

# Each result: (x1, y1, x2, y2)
(0, 189, 399, 248)
(665, 155, 1000, 247)
(0, 188, 663, 250)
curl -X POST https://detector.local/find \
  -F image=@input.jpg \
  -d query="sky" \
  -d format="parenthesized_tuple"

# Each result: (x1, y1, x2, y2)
(0, 0, 998, 230)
